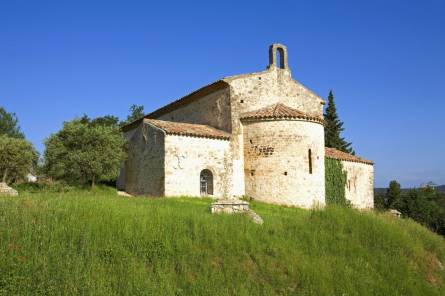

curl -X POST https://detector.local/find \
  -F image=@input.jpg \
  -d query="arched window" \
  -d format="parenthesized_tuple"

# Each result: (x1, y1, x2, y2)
(200, 169, 213, 196)
(308, 149, 313, 174)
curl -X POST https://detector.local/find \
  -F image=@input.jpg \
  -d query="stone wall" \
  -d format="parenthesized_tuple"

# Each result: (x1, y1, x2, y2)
(225, 66, 326, 198)
(164, 134, 231, 198)
(152, 86, 237, 197)
(123, 122, 166, 196)
(341, 161, 374, 209)
(243, 119, 325, 208)
(156, 87, 232, 132)
(146, 64, 327, 200)
(117, 128, 137, 190)
(226, 67, 324, 119)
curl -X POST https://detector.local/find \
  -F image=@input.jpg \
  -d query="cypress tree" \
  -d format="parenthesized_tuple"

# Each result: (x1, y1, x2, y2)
(324, 90, 354, 154)
(386, 180, 402, 208)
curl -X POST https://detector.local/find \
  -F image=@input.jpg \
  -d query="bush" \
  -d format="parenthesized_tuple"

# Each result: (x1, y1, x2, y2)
(12, 181, 75, 193)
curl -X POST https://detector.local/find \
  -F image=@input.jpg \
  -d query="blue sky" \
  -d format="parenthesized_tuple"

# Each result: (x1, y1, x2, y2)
(1, 0, 444, 187)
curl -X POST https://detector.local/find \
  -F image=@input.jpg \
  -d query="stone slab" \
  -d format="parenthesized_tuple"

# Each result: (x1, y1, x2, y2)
(0, 183, 18, 196)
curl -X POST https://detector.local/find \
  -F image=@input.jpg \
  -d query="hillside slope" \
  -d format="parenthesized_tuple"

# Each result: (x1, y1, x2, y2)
(1, 190, 444, 295)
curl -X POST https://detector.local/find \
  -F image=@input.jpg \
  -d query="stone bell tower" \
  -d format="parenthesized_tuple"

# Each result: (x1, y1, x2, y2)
(267, 43, 292, 75)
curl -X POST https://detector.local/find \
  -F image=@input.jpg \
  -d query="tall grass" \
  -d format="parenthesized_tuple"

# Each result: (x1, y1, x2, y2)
(1, 188, 444, 295)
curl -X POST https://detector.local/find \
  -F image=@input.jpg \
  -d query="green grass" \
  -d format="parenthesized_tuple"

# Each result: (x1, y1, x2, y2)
(1, 188, 444, 295)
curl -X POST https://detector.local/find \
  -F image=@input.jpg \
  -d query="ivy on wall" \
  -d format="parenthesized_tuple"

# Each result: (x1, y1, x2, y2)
(325, 157, 348, 206)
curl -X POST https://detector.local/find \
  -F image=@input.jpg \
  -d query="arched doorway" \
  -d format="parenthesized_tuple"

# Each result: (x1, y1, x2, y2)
(200, 169, 213, 196)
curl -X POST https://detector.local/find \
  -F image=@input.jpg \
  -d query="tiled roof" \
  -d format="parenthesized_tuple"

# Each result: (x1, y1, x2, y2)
(144, 119, 230, 140)
(240, 103, 325, 124)
(325, 147, 373, 165)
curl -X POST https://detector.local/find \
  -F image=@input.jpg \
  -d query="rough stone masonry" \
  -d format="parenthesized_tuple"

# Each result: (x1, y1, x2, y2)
(118, 44, 374, 209)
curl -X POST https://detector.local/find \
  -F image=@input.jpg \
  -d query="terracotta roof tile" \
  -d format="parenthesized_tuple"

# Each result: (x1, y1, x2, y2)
(325, 147, 373, 165)
(240, 103, 325, 124)
(144, 119, 230, 140)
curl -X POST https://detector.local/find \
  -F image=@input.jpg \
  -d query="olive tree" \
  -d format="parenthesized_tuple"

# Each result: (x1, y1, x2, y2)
(43, 119, 126, 187)
(0, 135, 38, 183)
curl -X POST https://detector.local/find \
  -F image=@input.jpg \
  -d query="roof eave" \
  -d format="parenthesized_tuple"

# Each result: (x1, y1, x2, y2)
(165, 132, 230, 141)
(326, 156, 374, 165)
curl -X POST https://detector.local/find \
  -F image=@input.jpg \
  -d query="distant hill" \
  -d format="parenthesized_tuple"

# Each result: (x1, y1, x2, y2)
(375, 185, 445, 194)
(436, 185, 445, 193)
(374, 188, 387, 195)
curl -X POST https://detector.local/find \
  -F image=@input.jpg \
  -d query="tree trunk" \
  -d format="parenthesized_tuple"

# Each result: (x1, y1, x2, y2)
(91, 176, 95, 189)
(2, 168, 8, 183)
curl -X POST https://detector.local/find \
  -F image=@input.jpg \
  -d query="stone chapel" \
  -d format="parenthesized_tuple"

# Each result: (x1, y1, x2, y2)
(118, 44, 374, 209)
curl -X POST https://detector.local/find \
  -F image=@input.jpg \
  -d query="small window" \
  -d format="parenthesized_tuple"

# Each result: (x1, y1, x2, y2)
(200, 169, 213, 196)
(250, 170, 255, 176)
(308, 149, 313, 174)
(240, 100, 244, 103)
(284, 171, 288, 176)
(249, 139, 253, 144)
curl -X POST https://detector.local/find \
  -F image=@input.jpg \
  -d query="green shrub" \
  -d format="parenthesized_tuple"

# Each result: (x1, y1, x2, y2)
(12, 181, 116, 194)
(12, 181, 75, 193)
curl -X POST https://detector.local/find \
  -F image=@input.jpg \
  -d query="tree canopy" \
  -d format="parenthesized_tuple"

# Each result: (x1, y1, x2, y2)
(375, 180, 445, 236)
(0, 135, 38, 183)
(0, 107, 24, 138)
(395, 187, 445, 234)
(80, 114, 120, 128)
(324, 91, 354, 154)
(43, 119, 126, 187)
(121, 104, 144, 127)
(80, 105, 145, 129)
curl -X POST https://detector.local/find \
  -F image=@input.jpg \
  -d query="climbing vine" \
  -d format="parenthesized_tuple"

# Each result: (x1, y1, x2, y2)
(325, 157, 348, 206)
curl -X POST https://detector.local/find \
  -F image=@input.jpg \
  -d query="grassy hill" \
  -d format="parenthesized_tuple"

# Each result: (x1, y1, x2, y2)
(1, 188, 445, 295)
